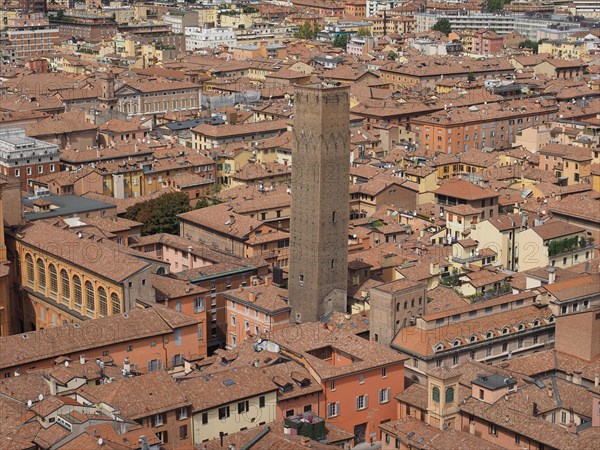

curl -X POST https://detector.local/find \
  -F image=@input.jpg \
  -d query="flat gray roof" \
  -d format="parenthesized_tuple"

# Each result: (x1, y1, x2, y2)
(23, 195, 116, 221)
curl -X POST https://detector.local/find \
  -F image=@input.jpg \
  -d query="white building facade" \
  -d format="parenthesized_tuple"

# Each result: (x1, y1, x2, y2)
(185, 27, 237, 50)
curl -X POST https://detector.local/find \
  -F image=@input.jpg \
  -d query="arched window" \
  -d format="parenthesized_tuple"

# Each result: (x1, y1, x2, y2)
(98, 288, 108, 317)
(73, 275, 82, 307)
(37, 258, 46, 289)
(61, 270, 70, 302)
(111, 293, 121, 314)
(49, 264, 58, 296)
(156, 267, 166, 275)
(486, 331, 494, 339)
(85, 281, 95, 314)
(432, 386, 440, 403)
(445, 387, 455, 403)
(26, 254, 34, 286)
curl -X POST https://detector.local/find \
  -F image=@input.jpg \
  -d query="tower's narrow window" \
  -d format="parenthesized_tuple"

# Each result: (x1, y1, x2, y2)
(299, 274, 304, 285)
(331, 260, 334, 270)
(332, 211, 336, 223)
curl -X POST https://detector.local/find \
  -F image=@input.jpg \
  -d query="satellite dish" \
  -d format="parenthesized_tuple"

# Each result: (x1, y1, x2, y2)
(98, 438, 103, 445)
(27, 400, 32, 408)
(64, 361, 69, 367)
(38, 394, 44, 401)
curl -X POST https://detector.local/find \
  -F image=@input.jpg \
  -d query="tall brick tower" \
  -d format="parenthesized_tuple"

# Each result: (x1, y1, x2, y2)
(289, 84, 350, 323)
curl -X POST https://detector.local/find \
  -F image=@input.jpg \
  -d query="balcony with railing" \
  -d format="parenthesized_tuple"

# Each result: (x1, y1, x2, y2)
(548, 236, 594, 257)
(467, 283, 512, 302)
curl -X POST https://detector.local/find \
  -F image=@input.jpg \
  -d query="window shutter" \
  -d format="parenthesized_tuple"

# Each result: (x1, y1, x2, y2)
(336, 401, 340, 416)
(365, 394, 369, 408)
(147, 361, 152, 373)
(387, 388, 391, 401)
(355, 396, 359, 410)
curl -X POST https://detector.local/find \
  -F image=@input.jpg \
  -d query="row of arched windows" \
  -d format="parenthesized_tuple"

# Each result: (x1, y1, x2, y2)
(432, 386, 455, 404)
(24, 253, 122, 317)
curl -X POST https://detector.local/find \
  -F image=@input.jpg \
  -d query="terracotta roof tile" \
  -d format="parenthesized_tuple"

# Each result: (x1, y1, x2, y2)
(0, 307, 198, 370)
(77, 371, 189, 420)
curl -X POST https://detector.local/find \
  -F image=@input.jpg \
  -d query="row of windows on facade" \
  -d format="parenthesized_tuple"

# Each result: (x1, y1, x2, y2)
(24, 254, 121, 316)
(326, 388, 391, 418)
(135, 97, 198, 113)
(329, 368, 388, 392)
(416, 115, 544, 134)
(421, 331, 555, 369)
(551, 251, 591, 267)
(206, 396, 268, 424)
(230, 307, 270, 323)
(13, 164, 55, 177)
(433, 323, 550, 353)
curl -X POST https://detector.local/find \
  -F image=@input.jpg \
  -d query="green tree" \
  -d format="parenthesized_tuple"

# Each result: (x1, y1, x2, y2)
(295, 21, 317, 40)
(467, 73, 476, 82)
(193, 195, 222, 210)
(124, 192, 191, 236)
(356, 27, 371, 37)
(518, 39, 539, 54)
(432, 18, 452, 36)
(387, 51, 398, 60)
(486, 0, 507, 12)
(332, 33, 349, 49)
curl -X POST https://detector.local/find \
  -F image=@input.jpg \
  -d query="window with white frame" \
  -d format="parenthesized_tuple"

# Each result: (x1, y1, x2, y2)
(379, 388, 391, 404)
(153, 413, 164, 427)
(356, 394, 368, 410)
(194, 297, 205, 313)
(327, 402, 340, 418)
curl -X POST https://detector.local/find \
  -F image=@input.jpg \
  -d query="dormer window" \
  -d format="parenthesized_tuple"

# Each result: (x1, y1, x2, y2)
(501, 327, 510, 335)
(452, 339, 461, 348)
(486, 331, 494, 339)
(517, 324, 525, 332)
(548, 316, 555, 323)
(435, 343, 444, 352)
(533, 320, 540, 327)
(469, 335, 477, 343)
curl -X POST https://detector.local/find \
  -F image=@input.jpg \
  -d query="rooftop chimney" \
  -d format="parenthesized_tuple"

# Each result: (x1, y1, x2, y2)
(79, 355, 86, 365)
(547, 267, 556, 284)
(595, 374, 599, 388)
